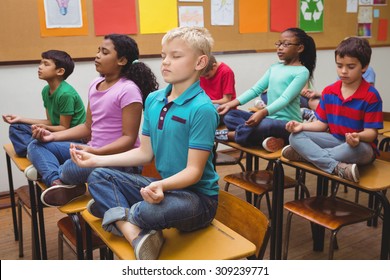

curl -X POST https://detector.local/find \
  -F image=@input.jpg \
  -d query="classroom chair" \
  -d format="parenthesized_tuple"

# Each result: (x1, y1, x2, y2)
(3, 143, 33, 242)
(283, 183, 377, 260)
(15, 185, 38, 258)
(214, 142, 245, 172)
(215, 190, 270, 259)
(57, 215, 107, 259)
(82, 190, 268, 260)
(222, 147, 306, 217)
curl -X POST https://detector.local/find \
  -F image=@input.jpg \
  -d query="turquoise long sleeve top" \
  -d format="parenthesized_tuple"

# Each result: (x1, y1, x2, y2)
(237, 63, 309, 122)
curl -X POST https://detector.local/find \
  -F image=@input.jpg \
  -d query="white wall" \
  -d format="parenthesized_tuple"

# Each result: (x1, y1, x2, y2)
(0, 47, 389, 193)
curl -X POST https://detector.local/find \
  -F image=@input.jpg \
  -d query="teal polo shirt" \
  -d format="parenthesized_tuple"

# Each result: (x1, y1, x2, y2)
(142, 81, 220, 196)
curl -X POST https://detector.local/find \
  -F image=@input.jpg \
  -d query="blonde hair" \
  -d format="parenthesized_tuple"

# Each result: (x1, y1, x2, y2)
(162, 27, 214, 58)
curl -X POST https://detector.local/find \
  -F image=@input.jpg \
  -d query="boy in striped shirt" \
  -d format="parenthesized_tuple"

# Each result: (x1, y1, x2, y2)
(282, 37, 383, 182)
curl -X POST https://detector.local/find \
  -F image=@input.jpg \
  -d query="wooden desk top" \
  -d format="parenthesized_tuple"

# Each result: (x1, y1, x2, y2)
(383, 131, 390, 138)
(220, 141, 281, 160)
(3, 143, 32, 171)
(379, 121, 390, 134)
(280, 156, 390, 192)
(58, 192, 92, 214)
(82, 210, 256, 260)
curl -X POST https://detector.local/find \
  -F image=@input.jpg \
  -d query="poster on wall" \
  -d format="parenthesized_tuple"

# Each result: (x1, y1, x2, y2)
(299, 0, 324, 32)
(211, 0, 234, 26)
(38, 0, 88, 37)
(179, 6, 204, 27)
(357, 6, 373, 37)
(44, 0, 83, 28)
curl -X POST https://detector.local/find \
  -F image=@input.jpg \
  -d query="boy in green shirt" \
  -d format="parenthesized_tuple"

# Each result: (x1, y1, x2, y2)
(2, 50, 86, 157)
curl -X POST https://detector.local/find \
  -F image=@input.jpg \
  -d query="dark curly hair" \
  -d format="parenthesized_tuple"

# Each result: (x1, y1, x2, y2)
(284, 28, 317, 81)
(104, 34, 159, 106)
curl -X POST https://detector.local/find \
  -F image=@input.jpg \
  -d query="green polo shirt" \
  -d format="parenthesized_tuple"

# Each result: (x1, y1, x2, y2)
(42, 80, 86, 127)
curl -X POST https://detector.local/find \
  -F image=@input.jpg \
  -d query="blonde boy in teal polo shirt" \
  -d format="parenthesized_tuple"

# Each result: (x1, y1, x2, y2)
(70, 27, 219, 260)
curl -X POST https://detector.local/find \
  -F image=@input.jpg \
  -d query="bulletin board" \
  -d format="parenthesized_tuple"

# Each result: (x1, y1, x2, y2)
(1, 0, 389, 64)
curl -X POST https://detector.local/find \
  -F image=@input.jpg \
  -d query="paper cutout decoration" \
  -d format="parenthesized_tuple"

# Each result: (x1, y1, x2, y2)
(93, 0, 137, 35)
(270, 0, 297, 32)
(239, 0, 268, 33)
(139, 0, 177, 34)
(378, 19, 388, 41)
(179, 6, 204, 27)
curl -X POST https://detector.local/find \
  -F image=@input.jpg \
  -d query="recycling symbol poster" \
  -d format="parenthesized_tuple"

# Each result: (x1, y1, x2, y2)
(299, 0, 324, 32)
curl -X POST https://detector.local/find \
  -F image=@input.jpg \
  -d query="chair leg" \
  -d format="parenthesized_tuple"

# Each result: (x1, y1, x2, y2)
(328, 231, 339, 260)
(283, 212, 294, 260)
(265, 193, 272, 218)
(58, 231, 64, 260)
(17, 200, 23, 258)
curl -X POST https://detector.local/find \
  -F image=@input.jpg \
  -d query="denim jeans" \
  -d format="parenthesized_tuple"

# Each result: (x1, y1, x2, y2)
(224, 109, 290, 146)
(9, 123, 33, 157)
(261, 92, 309, 108)
(289, 131, 375, 174)
(27, 140, 139, 187)
(88, 168, 218, 236)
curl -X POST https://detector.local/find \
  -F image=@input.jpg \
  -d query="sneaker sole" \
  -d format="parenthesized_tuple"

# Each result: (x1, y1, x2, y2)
(40, 184, 86, 207)
(135, 230, 165, 260)
(351, 164, 359, 183)
(262, 137, 284, 152)
(24, 165, 38, 181)
(86, 199, 103, 218)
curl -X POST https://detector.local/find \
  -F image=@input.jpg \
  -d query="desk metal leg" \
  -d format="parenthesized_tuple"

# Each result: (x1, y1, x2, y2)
(312, 176, 328, 252)
(244, 153, 254, 204)
(69, 213, 84, 260)
(376, 191, 390, 259)
(85, 221, 93, 260)
(270, 160, 284, 260)
(5, 153, 19, 241)
(28, 180, 41, 259)
(35, 186, 47, 260)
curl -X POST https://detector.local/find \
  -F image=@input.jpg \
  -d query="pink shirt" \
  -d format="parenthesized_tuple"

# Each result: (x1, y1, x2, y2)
(88, 77, 142, 148)
(200, 62, 236, 101)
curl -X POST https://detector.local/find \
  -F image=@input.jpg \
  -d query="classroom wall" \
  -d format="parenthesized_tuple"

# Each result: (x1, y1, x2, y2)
(0, 47, 389, 193)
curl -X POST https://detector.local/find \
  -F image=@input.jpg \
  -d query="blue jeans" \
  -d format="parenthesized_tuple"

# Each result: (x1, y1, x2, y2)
(9, 124, 33, 157)
(289, 131, 376, 174)
(261, 92, 309, 108)
(27, 140, 139, 187)
(224, 109, 290, 146)
(88, 168, 218, 236)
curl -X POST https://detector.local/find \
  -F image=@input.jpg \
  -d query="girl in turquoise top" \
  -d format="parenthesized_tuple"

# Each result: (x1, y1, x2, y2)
(216, 28, 316, 151)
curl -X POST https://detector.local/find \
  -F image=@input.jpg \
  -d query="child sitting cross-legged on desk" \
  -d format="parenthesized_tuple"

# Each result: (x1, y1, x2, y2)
(70, 27, 220, 260)
(283, 37, 383, 183)
(215, 28, 317, 152)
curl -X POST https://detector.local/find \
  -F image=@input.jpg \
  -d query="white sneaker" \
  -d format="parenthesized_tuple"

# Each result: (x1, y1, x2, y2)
(24, 165, 39, 181)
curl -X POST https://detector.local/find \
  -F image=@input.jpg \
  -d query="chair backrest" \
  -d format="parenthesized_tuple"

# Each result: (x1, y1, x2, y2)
(215, 190, 270, 259)
(142, 160, 161, 179)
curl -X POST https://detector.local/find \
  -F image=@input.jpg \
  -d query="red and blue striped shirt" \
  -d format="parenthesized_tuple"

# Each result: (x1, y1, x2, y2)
(315, 79, 383, 150)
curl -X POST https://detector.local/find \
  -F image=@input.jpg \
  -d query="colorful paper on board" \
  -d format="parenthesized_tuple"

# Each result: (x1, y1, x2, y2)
(38, 0, 88, 37)
(139, 0, 178, 34)
(270, 0, 297, 32)
(239, 0, 268, 33)
(378, 19, 388, 41)
(299, 0, 324, 32)
(93, 0, 137, 35)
